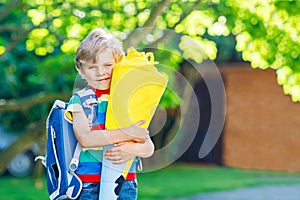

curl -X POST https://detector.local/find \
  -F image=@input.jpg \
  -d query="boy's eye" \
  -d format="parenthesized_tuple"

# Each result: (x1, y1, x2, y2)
(88, 66, 96, 69)
(105, 63, 113, 67)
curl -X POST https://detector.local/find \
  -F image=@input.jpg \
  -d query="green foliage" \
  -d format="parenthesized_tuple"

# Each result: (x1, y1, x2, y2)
(0, 0, 300, 110)
(210, 0, 300, 101)
(179, 35, 217, 63)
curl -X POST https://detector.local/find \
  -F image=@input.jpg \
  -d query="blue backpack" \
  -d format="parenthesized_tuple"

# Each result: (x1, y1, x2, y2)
(36, 100, 82, 200)
(35, 89, 143, 199)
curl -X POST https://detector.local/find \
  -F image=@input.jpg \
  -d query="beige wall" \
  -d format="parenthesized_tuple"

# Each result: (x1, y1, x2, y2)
(221, 63, 300, 172)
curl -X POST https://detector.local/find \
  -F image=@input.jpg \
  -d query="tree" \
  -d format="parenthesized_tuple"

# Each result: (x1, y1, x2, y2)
(1, 0, 299, 101)
(214, 0, 300, 102)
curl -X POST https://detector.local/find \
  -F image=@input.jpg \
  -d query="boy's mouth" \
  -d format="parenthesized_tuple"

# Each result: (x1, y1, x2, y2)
(97, 78, 110, 82)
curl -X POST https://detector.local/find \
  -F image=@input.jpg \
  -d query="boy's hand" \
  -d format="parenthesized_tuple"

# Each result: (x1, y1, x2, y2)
(121, 120, 149, 142)
(104, 142, 135, 164)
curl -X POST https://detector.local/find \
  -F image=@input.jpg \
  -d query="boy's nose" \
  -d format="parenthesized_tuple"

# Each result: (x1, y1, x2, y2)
(96, 66, 105, 75)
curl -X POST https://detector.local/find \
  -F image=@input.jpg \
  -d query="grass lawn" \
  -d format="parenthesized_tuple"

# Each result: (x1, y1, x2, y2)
(138, 163, 300, 199)
(1, 163, 300, 200)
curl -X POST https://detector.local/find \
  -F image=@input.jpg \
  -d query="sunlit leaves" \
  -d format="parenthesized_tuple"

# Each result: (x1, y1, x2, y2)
(52, 18, 63, 27)
(26, 28, 58, 55)
(61, 39, 80, 53)
(30, 28, 49, 39)
(277, 67, 300, 102)
(207, 16, 230, 36)
(24, 0, 50, 7)
(123, 3, 136, 15)
(136, 9, 151, 26)
(2, 0, 300, 102)
(179, 36, 217, 63)
(277, 66, 292, 85)
(67, 24, 84, 38)
(0, 46, 5, 55)
(216, 0, 300, 101)
(165, 4, 181, 28)
(180, 10, 214, 36)
(27, 8, 46, 26)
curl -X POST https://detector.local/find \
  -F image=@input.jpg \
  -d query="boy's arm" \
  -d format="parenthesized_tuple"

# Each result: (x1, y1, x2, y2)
(126, 135, 155, 158)
(72, 111, 148, 148)
(104, 135, 155, 164)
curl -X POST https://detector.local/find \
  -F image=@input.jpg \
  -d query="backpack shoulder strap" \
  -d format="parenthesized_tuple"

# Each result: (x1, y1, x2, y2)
(68, 87, 98, 171)
(75, 87, 98, 128)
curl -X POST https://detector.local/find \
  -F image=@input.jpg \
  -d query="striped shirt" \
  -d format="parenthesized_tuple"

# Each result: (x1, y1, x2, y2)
(65, 86, 136, 183)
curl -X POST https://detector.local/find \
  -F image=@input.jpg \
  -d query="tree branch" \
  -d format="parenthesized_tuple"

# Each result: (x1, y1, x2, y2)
(172, 0, 202, 29)
(0, 25, 24, 32)
(0, 27, 34, 60)
(0, 92, 71, 113)
(151, 0, 202, 48)
(124, 0, 172, 48)
(0, 0, 22, 22)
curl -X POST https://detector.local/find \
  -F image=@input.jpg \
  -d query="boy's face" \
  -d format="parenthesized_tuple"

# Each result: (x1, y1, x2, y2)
(79, 50, 115, 90)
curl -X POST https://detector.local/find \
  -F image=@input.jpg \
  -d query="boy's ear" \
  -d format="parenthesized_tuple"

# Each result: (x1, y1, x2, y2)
(76, 65, 85, 79)
(76, 65, 82, 73)
(76, 66, 80, 73)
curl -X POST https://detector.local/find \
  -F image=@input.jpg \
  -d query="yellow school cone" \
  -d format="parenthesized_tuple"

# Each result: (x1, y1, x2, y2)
(106, 47, 168, 129)
(99, 48, 168, 200)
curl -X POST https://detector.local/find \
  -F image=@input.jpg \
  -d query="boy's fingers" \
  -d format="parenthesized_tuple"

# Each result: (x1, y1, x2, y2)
(113, 160, 123, 164)
(135, 119, 146, 126)
(114, 142, 125, 147)
(105, 148, 119, 156)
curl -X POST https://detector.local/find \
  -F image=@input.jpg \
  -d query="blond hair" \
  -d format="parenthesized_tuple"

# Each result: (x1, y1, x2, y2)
(75, 28, 124, 68)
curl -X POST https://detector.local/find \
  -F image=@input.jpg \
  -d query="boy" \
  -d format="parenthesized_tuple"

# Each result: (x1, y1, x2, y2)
(64, 28, 154, 200)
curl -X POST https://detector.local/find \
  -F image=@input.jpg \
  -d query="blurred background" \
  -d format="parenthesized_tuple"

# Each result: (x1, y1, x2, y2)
(1, 0, 300, 199)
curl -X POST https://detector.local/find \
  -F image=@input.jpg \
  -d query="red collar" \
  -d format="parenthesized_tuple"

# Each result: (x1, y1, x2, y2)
(88, 85, 110, 98)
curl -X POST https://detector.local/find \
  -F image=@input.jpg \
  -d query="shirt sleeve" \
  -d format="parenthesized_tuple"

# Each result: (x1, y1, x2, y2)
(64, 94, 83, 124)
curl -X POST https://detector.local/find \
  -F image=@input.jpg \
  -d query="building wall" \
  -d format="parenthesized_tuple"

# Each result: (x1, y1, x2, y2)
(221, 63, 300, 172)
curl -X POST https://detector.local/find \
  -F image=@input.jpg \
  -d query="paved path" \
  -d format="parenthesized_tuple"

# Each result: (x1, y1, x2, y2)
(172, 184, 300, 200)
